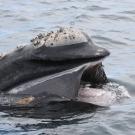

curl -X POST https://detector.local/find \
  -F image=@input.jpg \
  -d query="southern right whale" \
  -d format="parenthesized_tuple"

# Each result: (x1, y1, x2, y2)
(0, 27, 130, 107)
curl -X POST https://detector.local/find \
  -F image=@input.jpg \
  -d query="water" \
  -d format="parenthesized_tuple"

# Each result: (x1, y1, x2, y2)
(0, 0, 135, 134)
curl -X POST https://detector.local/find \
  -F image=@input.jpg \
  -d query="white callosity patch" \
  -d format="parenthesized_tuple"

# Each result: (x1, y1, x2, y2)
(0, 27, 89, 59)
(31, 27, 88, 47)
(78, 82, 130, 107)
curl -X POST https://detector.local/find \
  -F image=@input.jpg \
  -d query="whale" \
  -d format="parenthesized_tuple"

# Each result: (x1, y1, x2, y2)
(0, 27, 113, 107)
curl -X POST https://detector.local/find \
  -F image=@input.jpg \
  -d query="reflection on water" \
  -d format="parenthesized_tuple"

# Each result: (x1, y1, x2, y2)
(0, 0, 135, 135)
(0, 102, 100, 134)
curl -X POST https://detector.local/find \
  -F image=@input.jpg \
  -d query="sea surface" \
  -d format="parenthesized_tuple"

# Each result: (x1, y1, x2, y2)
(0, 0, 135, 135)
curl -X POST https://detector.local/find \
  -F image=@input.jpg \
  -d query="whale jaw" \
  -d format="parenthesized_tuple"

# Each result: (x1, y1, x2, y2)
(9, 60, 103, 96)
(0, 59, 103, 107)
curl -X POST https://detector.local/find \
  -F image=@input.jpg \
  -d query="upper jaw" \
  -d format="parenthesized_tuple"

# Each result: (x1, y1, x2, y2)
(32, 42, 110, 63)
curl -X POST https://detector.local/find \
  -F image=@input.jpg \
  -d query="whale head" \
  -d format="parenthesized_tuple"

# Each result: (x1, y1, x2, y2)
(0, 27, 110, 107)
(29, 27, 109, 65)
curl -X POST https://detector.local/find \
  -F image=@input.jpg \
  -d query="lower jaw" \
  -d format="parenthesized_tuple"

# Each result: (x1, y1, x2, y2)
(1, 59, 106, 107)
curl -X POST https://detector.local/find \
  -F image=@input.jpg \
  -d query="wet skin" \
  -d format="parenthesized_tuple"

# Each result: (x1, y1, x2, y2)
(0, 28, 110, 107)
(0, 43, 109, 91)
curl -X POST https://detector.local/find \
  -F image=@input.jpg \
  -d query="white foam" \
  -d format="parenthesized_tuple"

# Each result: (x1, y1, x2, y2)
(77, 82, 131, 107)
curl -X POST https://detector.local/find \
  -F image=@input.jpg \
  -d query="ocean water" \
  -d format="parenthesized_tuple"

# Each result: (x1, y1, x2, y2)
(0, 0, 135, 135)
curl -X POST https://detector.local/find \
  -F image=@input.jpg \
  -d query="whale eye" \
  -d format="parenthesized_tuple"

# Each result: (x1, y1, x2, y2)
(31, 27, 88, 48)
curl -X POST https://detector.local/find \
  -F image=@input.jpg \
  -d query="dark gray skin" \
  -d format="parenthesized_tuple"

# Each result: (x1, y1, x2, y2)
(0, 28, 110, 108)
(0, 42, 109, 92)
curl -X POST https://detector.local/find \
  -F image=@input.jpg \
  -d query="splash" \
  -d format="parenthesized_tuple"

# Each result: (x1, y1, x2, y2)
(77, 82, 131, 107)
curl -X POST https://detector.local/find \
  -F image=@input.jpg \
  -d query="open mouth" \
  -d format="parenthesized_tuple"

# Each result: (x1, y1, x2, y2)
(4, 52, 129, 108)
(6, 49, 109, 106)
(81, 61, 108, 85)
(76, 59, 111, 106)
(76, 57, 130, 106)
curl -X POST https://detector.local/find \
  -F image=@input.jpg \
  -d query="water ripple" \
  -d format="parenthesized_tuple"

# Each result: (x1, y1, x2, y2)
(92, 35, 127, 46)
(85, 5, 109, 11)
(0, 0, 135, 135)
(121, 10, 135, 15)
(101, 14, 134, 22)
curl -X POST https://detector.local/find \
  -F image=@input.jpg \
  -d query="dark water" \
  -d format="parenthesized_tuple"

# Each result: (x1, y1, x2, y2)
(0, 0, 135, 134)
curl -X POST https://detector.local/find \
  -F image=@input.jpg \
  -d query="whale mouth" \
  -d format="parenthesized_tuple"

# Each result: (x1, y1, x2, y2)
(0, 52, 110, 108)
(5, 47, 109, 107)
(7, 58, 106, 99)
(81, 62, 108, 85)
(77, 60, 109, 106)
